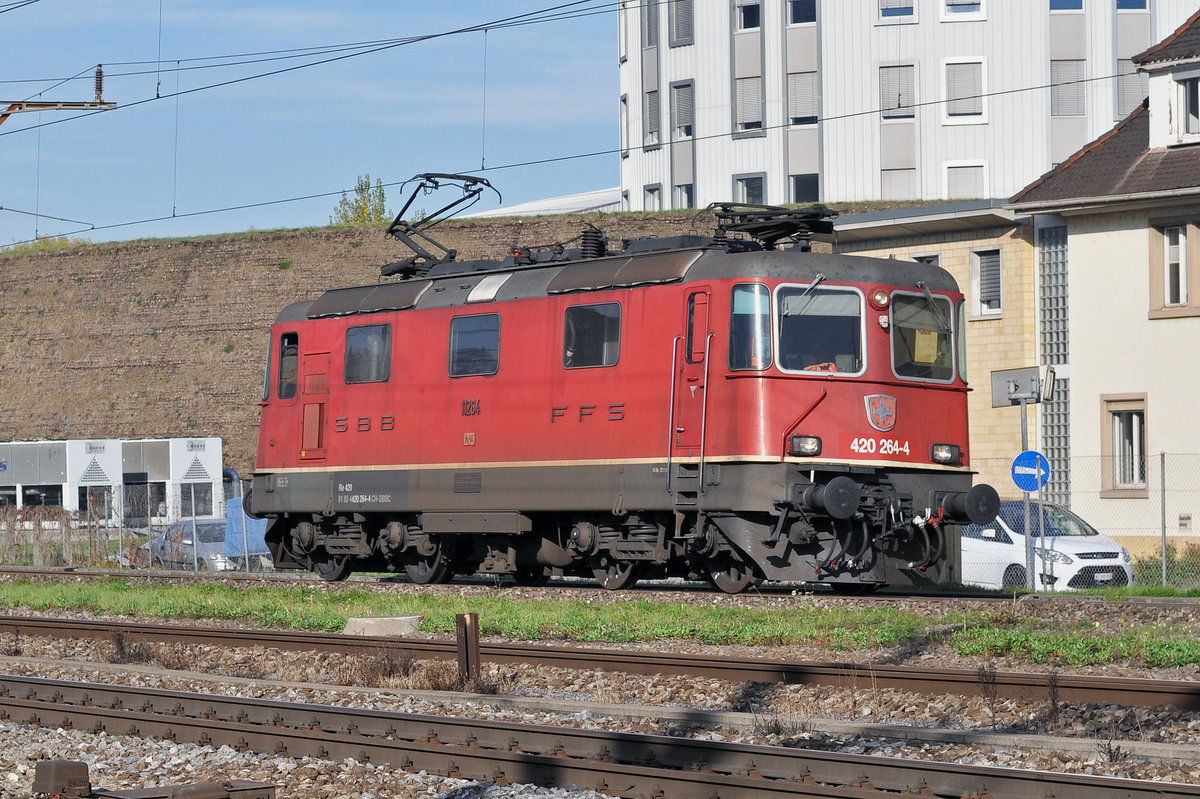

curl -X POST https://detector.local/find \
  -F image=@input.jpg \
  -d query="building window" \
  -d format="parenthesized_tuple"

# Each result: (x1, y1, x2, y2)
(449, 314, 500, 377)
(912, 253, 940, 267)
(180, 483, 213, 517)
(675, 183, 694, 208)
(880, 65, 915, 119)
(945, 60, 984, 120)
(787, 71, 818, 125)
(619, 94, 629, 157)
(1179, 76, 1200, 138)
(735, 76, 763, 131)
(971, 248, 1002, 316)
(1164, 226, 1188, 306)
(344, 324, 391, 384)
(791, 173, 818, 203)
(1116, 0, 1147, 9)
(564, 303, 621, 368)
(669, 0, 693, 45)
(1102, 395, 1147, 496)
(789, 0, 816, 24)
(944, 0, 982, 15)
(1117, 59, 1148, 118)
(618, 0, 628, 61)
(644, 184, 662, 211)
(881, 168, 917, 200)
(22, 485, 63, 508)
(880, 0, 914, 19)
(946, 163, 985, 198)
(641, 0, 658, 47)
(1049, 0, 1082, 9)
(672, 82, 694, 137)
(736, 175, 765, 204)
(737, 1, 761, 30)
(644, 89, 661, 146)
(1050, 59, 1085, 116)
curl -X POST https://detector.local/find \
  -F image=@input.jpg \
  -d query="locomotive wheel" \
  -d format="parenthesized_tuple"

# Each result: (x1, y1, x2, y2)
(313, 554, 351, 582)
(589, 553, 639, 590)
(405, 552, 451, 584)
(706, 550, 762, 594)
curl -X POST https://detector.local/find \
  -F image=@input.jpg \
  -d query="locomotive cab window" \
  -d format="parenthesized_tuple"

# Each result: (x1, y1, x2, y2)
(450, 313, 500, 377)
(729, 284, 772, 370)
(891, 292, 955, 381)
(563, 303, 620, 368)
(345, 323, 392, 384)
(278, 333, 299, 399)
(776, 286, 863, 374)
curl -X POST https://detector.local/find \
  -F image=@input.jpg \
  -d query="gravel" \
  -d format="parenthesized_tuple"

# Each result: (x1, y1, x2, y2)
(1, 584, 1199, 796)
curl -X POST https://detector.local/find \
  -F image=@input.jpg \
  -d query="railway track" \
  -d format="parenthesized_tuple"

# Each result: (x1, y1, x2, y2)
(1, 673, 1195, 799)
(2, 614, 1197, 709)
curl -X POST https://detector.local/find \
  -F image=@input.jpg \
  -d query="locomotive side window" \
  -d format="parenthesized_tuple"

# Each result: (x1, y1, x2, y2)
(278, 333, 299, 399)
(450, 313, 500, 377)
(685, 292, 709, 363)
(563, 303, 620, 368)
(344, 323, 392, 384)
(776, 286, 863, 374)
(891, 293, 955, 381)
(729, 284, 772, 370)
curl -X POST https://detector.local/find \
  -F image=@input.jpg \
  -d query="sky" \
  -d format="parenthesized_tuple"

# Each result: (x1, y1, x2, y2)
(0, 0, 617, 247)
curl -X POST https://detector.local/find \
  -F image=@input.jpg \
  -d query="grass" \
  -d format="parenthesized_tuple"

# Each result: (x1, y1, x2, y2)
(0, 578, 1198, 668)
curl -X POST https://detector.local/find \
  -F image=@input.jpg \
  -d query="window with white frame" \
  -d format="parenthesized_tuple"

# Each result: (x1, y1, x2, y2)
(1179, 75, 1200, 138)
(970, 248, 1002, 316)
(1164, 225, 1188, 306)
(880, 65, 915, 119)
(736, 175, 765, 204)
(1116, 0, 1147, 9)
(672, 82, 694, 137)
(1050, 59, 1085, 116)
(1102, 395, 1147, 495)
(1116, 59, 1148, 118)
(644, 89, 660, 146)
(944, 0, 983, 18)
(644, 184, 662, 211)
(735, 76, 763, 131)
(669, 0, 693, 45)
(642, 0, 658, 47)
(1049, 0, 1081, 10)
(945, 60, 984, 120)
(675, 184, 694, 208)
(789, 0, 816, 24)
(737, 1, 761, 30)
(879, 0, 914, 20)
(947, 163, 985, 198)
(788, 72, 818, 125)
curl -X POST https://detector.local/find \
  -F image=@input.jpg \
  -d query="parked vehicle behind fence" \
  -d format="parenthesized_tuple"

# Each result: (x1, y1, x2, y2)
(148, 520, 232, 571)
(961, 501, 1133, 591)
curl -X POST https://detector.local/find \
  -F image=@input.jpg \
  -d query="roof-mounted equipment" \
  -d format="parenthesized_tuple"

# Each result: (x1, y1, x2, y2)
(382, 173, 501, 279)
(700, 203, 838, 252)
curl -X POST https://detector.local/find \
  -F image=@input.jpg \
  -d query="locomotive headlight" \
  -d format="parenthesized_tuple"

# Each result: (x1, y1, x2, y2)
(868, 288, 890, 310)
(789, 435, 822, 457)
(930, 443, 962, 464)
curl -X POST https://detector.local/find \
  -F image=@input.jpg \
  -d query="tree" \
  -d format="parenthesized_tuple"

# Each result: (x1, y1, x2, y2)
(330, 174, 390, 226)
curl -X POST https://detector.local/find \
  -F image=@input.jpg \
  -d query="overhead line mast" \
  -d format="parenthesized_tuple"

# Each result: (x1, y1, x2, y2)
(0, 64, 115, 128)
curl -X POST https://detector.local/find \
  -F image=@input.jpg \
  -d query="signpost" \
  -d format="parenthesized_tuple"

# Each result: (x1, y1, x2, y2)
(993, 365, 1055, 590)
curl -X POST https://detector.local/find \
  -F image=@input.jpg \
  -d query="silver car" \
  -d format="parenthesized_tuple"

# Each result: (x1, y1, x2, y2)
(148, 521, 233, 571)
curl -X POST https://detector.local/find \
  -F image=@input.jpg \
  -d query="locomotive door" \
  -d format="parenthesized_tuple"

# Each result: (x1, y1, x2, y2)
(673, 289, 711, 453)
(299, 352, 329, 460)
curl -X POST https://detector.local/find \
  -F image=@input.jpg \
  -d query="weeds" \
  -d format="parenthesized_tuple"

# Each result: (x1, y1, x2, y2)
(105, 632, 155, 665)
(976, 660, 1000, 724)
(1096, 739, 1129, 763)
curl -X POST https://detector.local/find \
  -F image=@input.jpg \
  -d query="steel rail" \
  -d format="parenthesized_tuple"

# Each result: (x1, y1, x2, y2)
(1, 614, 1196, 709)
(2, 674, 1197, 799)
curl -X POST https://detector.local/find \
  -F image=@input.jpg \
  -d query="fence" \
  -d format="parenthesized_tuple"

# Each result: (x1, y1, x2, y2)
(974, 453, 1200, 588)
(0, 478, 271, 573)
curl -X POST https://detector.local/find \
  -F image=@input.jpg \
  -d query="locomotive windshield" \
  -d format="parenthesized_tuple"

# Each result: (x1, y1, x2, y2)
(775, 286, 863, 374)
(729, 284, 772, 369)
(891, 293, 955, 381)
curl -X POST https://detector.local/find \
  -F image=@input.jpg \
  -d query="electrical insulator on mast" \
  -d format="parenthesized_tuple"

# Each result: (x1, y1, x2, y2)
(94, 65, 104, 103)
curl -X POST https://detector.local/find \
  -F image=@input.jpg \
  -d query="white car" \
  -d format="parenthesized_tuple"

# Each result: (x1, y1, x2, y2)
(960, 501, 1133, 591)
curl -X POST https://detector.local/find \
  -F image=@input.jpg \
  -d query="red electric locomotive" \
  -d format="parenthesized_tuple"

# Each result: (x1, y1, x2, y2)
(249, 174, 999, 593)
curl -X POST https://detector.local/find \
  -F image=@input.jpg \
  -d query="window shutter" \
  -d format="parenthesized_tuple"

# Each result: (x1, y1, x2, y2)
(788, 72, 818, 124)
(947, 164, 984, 198)
(645, 90, 660, 141)
(946, 62, 982, 116)
(736, 77, 762, 128)
(672, 83, 693, 134)
(642, 0, 658, 47)
(670, 0, 692, 43)
(977, 250, 1001, 310)
(1050, 60, 1085, 116)
(880, 0, 912, 11)
(1116, 59, 1147, 117)
(880, 65, 914, 118)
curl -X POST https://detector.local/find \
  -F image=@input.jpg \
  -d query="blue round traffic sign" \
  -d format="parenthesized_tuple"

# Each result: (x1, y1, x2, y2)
(1011, 450, 1051, 492)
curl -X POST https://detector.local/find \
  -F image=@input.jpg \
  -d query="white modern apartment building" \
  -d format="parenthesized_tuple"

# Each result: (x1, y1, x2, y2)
(617, 0, 1199, 210)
